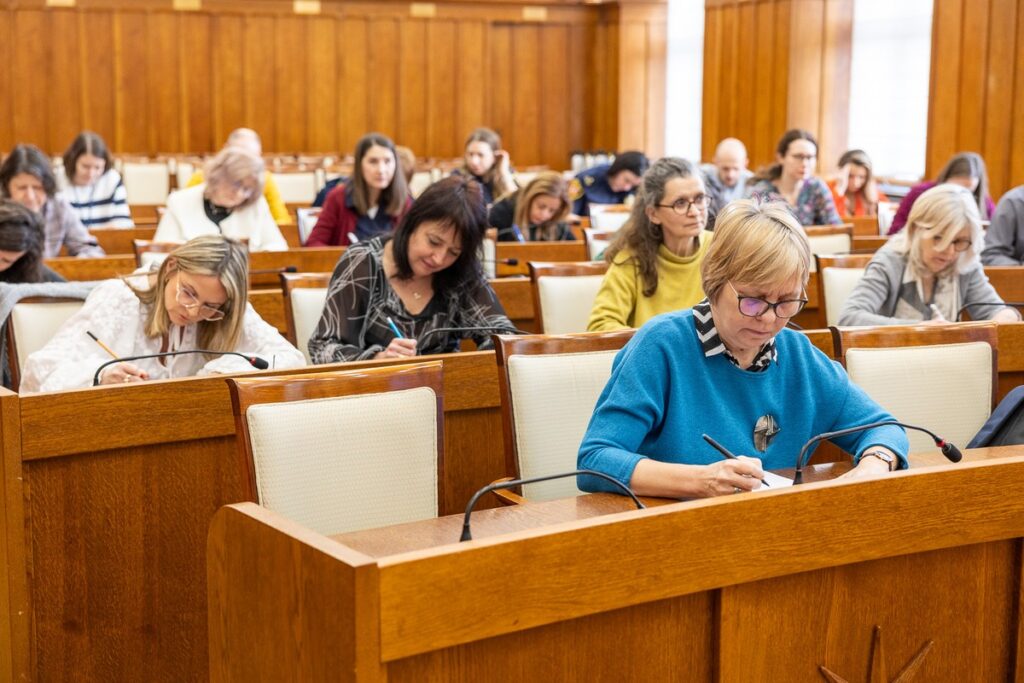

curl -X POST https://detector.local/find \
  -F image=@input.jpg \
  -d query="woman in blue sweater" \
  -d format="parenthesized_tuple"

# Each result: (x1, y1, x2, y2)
(578, 199, 909, 498)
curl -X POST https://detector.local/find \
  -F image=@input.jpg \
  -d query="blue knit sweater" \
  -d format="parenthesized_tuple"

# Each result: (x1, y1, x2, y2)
(577, 309, 909, 492)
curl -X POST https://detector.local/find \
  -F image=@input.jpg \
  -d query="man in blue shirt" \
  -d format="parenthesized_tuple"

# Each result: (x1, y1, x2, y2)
(569, 151, 649, 218)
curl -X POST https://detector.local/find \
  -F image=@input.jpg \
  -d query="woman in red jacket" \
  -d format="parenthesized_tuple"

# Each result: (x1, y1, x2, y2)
(306, 133, 412, 246)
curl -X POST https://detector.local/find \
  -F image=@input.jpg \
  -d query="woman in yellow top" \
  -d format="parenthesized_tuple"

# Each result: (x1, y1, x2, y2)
(588, 157, 713, 331)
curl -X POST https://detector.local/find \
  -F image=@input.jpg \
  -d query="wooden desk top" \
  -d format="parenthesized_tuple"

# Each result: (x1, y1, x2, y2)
(331, 450, 1012, 558)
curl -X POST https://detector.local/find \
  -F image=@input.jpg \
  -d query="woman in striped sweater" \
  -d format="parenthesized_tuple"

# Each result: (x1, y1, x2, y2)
(60, 131, 134, 229)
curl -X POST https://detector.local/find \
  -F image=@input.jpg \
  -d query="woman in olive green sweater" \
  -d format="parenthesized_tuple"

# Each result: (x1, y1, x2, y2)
(588, 157, 713, 331)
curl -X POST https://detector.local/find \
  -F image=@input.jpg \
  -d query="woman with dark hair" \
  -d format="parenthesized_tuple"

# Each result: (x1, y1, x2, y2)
(887, 152, 994, 235)
(568, 151, 650, 218)
(747, 129, 841, 226)
(0, 200, 64, 282)
(60, 131, 134, 229)
(308, 176, 516, 362)
(0, 144, 104, 258)
(306, 133, 412, 246)
(455, 127, 517, 206)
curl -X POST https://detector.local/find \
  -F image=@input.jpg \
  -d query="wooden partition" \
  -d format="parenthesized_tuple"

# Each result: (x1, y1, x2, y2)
(0, 0, 667, 168)
(209, 448, 1024, 680)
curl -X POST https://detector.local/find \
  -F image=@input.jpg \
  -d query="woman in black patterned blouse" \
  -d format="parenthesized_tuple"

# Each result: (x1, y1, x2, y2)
(308, 176, 516, 363)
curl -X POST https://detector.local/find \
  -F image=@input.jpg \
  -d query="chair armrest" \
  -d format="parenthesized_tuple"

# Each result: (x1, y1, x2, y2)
(488, 477, 527, 506)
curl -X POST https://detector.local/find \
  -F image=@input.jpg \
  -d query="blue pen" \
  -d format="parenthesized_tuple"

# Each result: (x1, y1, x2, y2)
(385, 316, 405, 339)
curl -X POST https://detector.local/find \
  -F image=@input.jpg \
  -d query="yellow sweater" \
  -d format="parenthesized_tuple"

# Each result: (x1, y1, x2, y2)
(587, 232, 713, 331)
(187, 170, 291, 225)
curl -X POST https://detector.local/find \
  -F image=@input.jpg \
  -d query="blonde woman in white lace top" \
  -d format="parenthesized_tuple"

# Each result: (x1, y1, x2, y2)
(21, 236, 304, 393)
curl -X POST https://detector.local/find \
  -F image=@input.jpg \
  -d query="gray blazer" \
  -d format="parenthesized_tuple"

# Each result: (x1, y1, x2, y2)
(981, 185, 1024, 266)
(837, 243, 1013, 326)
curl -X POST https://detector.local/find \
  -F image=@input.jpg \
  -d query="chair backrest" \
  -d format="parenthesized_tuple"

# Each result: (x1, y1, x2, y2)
(529, 261, 609, 334)
(6, 298, 85, 391)
(295, 207, 322, 246)
(226, 361, 445, 535)
(274, 172, 317, 205)
(583, 228, 616, 261)
(122, 162, 171, 205)
(408, 171, 433, 198)
(831, 322, 998, 452)
(481, 238, 497, 279)
(850, 215, 880, 237)
(494, 331, 635, 500)
(877, 201, 896, 233)
(588, 204, 631, 230)
(279, 272, 331, 362)
(815, 253, 873, 326)
(805, 225, 853, 272)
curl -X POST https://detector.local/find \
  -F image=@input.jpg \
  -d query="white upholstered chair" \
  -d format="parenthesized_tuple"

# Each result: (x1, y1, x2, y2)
(529, 261, 609, 334)
(832, 323, 997, 453)
(279, 272, 330, 362)
(815, 254, 873, 326)
(6, 298, 85, 391)
(226, 361, 444, 536)
(295, 207, 322, 245)
(122, 162, 171, 206)
(805, 225, 854, 272)
(583, 228, 616, 260)
(273, 171, 317, 205)
(494, 330, 634, 501)
(588, 204, 630, 230)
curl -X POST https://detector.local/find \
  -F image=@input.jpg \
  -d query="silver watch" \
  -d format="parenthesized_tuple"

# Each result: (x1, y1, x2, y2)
(861, 449, 895, 471)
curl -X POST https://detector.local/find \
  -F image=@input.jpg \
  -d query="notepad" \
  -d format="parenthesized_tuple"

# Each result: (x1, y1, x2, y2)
(762, 471, 794, 488)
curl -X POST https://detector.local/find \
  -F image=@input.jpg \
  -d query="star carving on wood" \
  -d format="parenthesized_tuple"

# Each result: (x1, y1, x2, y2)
(819, 625, 934, 683)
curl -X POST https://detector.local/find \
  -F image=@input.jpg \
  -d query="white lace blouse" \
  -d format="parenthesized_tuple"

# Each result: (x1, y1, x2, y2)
(20, 277, 305, 393)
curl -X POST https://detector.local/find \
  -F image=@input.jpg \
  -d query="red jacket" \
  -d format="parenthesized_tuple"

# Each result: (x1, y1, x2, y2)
(306, 183, 411, 246)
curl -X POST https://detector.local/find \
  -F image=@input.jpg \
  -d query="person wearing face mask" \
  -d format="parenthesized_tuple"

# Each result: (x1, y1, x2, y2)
(154, 147, 287, 251)
(588, 158, 714, 331)
(487, 172, 573, 242)
(747, 129, 842, 226)
(568, 151, 649, 219)
(887, 152, 995, 235)
(306, 133, 412, 247)
(59, 131, 134, 229)
(454, 127, 517, 207)
(578, 199, 908, 499)
(839, 184, 1019, 326)
(308, 176, 516, 363)
(0, 144, 104, 258)
(827, 149, 888, 218)
(19, 235, 304, 393)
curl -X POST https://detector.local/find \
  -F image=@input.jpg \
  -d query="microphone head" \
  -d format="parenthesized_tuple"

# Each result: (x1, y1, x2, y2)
(248, 356, 270, 370)
(283, 266, 298, 273)
(505, 257, 519, 266)
(940, 442, 963, 463)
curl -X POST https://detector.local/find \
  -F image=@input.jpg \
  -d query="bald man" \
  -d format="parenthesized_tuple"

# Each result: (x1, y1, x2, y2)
(700, 138, 753, 230)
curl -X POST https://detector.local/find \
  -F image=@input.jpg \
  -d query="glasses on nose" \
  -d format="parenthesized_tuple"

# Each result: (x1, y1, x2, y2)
(788, 153, 816, 163)
(729, 282, 807, 319)
(932, 235, 972, 253)
(176, 280, 226, 321)
(656, 194, 710, 215)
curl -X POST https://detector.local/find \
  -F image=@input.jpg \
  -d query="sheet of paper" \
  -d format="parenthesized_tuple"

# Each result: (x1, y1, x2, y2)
(762, 471, 793, 489)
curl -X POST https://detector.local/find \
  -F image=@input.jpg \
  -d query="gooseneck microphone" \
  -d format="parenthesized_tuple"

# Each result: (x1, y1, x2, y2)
(481, 257, 520, 266)
(416, 325, 530, 345)
(793, 419, 962, 484)
(459, 469, 645, 542)
(955, 301, 1024, 321)
(92, 350, 269, 386)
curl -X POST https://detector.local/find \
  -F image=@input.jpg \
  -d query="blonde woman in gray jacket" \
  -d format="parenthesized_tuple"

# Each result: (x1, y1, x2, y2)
(839, 184, 1020, 326)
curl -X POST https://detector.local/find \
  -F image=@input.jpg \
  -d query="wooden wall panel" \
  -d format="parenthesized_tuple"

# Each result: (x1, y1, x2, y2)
(0, 12, 11, 150)
(456, 20, 488, 153)
(180, 13, 214, 152)
(12, 11, 49, 149)
(338, 17, 369, 153)
(274, 15, 308, 153)
(427, 20, 458, 157)
(147, 12, 181, 153)
(49, 11, 83, 150)
(115, 12, 150, 152)
(399, 19, 428, 154)
(928, 0, 1024, 199)
(211, 13, 245, 147)
(306, 16, 338, 153)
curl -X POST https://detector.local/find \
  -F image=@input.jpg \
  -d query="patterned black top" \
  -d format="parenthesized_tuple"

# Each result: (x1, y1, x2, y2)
(308, 237, 516, 363)
(692, 299, 776, 372)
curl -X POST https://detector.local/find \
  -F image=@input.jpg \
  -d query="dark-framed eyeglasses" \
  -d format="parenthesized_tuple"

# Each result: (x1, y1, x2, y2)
(655, 194, 710, 215)
(729, 282, 808, 319)
(932, 235, 972, 253)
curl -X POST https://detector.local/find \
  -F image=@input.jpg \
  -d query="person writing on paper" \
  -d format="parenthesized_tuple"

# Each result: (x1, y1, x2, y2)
(20, 236, 304, 393)
(587, 158, 714, 332)
(839, 184, 1019, 326)
(306, 132, 412, 247)
(487, 171, 573, 242)
(154, 147, 288, 251)
(746, 129, 842, 226)
(454, 127, 517, 207)
(577, 199, 909, 498)
(308, 176, 516, 363)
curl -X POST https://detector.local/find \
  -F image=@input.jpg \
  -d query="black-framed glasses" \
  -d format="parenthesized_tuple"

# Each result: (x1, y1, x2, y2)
(656, 194, 710, 215)
(932, 235, 972, 253)
(729, 282, 807, 319)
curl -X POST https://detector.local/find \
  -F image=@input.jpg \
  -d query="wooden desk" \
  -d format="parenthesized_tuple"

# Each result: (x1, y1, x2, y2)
(495, 242, 588, 276)
(208, 448, 1024, 681)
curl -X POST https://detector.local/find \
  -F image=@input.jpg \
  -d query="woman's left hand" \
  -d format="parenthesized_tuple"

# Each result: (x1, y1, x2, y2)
(992, 308, 1022, 323)
(838, 451, 895, 480)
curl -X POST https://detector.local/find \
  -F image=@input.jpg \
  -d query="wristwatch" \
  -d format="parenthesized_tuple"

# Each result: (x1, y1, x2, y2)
(861, 449, 895, 471)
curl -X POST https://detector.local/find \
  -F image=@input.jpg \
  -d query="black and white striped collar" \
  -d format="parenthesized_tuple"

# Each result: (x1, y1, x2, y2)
(692, 299, 776, 372)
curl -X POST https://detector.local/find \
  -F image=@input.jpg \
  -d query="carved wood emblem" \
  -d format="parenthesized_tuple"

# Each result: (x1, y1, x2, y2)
(819, 625, 934, 683)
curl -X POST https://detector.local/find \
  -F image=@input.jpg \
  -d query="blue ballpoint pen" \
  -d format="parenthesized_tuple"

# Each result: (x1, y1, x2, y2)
(386, 316, 404, 339)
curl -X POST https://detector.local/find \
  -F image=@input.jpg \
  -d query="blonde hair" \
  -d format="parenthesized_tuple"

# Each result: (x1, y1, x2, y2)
(512, 171, 570, 241)
(204, 147, 265, 209)
(701, 199, 810, 301)
(126, 236, 249, 355)
(892, 183, 982, 279)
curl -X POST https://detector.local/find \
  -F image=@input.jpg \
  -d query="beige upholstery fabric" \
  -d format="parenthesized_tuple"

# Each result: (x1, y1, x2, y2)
(822, 267, 866, 326)
(289, 288, 328, 362)
(481, 238, 497, 279)
(538, 275, 606, 334)
(246, 386, 439, 535)
(274, 172, 317, 204)
(122, 163, 170, 205)
(589, 205, 630, 231)
(846, 342, 992, 452)
(583, 228, 611, 260)
(408, 172, 433, 198)
(508, 350, 618, 500)
(10, 301, 85, 369)
(806, 234, 853, 272)
(295, 208, 322, 245)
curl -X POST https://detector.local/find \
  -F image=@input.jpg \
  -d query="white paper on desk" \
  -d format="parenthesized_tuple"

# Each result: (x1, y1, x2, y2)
(762, 471, 793, 488)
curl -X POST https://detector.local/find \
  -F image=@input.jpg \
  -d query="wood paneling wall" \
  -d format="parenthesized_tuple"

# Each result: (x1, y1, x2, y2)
(928, 0, 1024, 199)
(702, 0, 852, 172)
(0, 0, 667, 168)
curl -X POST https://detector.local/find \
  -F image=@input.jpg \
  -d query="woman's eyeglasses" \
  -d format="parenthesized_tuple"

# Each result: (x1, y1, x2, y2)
(932, 235, 972, 253)
(176, 281, 226, 321)
(655, 194, 710, 215)
(730, 283, 807, 319)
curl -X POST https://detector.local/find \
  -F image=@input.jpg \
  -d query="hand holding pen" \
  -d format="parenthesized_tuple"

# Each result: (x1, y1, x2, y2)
(376, 317, 418, 359)
(701, 434, 768, 495)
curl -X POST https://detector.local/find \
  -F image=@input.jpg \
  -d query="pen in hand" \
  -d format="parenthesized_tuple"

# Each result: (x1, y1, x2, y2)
(701, 433, 769, 487)
(86, 330, 119, 359)
(385, 316, 405, 339)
